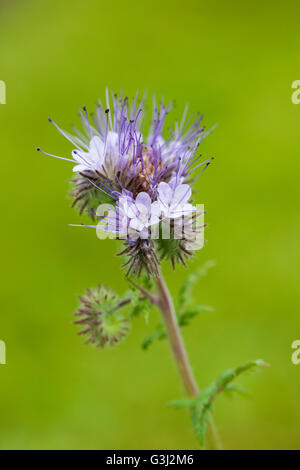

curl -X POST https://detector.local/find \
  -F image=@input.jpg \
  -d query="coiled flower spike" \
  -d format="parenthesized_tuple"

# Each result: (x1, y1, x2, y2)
(74, 285, 130, 348)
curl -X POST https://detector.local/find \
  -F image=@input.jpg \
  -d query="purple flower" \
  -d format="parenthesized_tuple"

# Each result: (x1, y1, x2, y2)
(157, 182, 196, 219)
(126, 193, 161, 234)
(39, 89, 213, 274)
(39, 89, 212, 203)
(104, 192, 160, 240)
(104, 195, 131, 236)
(72, 135, 105, 173)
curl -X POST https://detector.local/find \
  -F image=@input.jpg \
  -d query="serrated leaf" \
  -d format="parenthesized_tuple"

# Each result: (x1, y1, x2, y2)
(125, 277, 153, 323)
(215, 359, 269, 393)
(132, 298, 151, 323)
(170, 358, 268, 447)
(168, 397, 196, 409)
(177, 261, 216, 313)
(142, 304, 213, 349)
(142, 328, 166, 350)
(178, 305, 213, 326)
(191, 359, 268, 445)
(192, 401, 213, 445)
(223, 383, 249, 397)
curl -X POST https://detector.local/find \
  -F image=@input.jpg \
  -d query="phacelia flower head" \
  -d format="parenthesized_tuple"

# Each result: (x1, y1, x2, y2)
(38, 89, 213, 276)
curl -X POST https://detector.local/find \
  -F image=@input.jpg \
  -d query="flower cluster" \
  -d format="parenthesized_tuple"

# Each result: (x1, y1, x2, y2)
(38, 90, 212, 275)
(103, 181, 196, 237)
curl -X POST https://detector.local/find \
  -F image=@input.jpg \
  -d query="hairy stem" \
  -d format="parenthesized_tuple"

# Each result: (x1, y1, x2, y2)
(156, 272, 198, 396)
(155, 270, 222, 450)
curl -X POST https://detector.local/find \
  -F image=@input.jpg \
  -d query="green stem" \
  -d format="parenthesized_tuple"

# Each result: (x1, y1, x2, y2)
(155, 270, 223, 450)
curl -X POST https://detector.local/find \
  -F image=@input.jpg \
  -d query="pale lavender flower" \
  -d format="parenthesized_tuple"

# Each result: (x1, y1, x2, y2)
(157, 181, 196, 219)
(126, 193, 161, 234)
(102, 192, 160, 240)
(38, 89, 213, 275)
(38, 90, 211, 199)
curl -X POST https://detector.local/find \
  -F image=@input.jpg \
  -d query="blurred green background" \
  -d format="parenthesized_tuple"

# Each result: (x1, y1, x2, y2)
(0, 0, 299, 450)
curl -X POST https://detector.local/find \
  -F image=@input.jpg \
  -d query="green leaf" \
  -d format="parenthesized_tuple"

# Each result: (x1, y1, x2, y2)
(194, 359, 268, 445)
(142, 304, 212, 350)
(223, 383, 249, 397)
(125, 274, 154, 323)
(142, 305, 213, 350)
(169, 359, 269, 447)
(191, 401, 213, 445)
(168, 397, 196, 409)
(132, 297, 151, 323)
(142, 327, 166, 350)
(177, 261, 216, 313)
(178, 305, 214, 327)
(214, 359, 269, 394)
